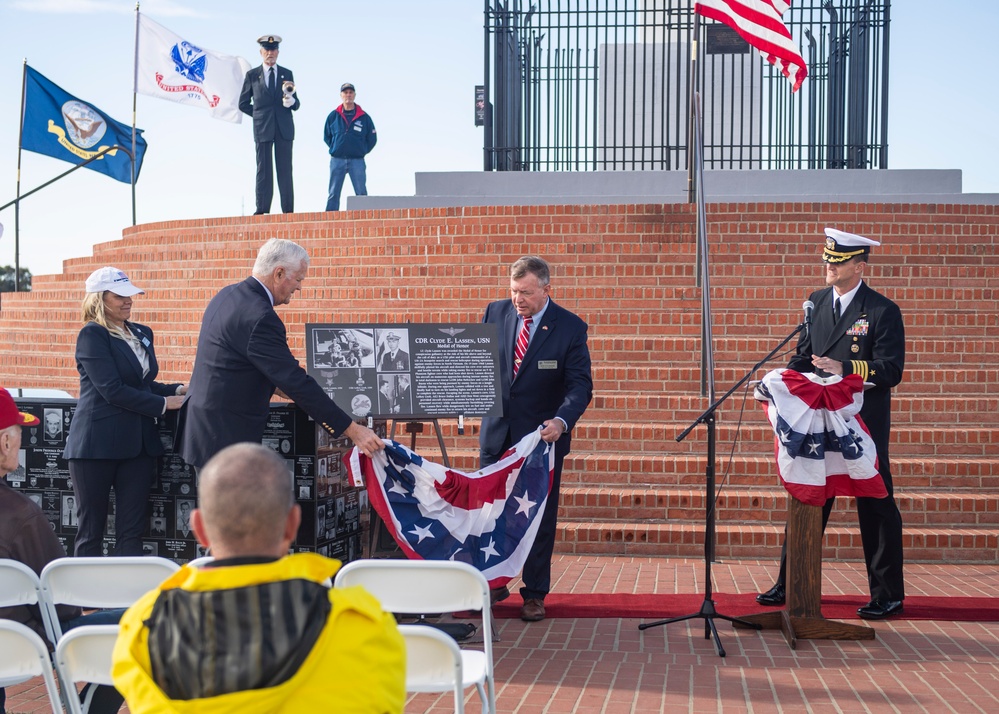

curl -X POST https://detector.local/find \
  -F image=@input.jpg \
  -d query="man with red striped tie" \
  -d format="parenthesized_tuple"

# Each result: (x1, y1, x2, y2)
(479, 256, 593, 622)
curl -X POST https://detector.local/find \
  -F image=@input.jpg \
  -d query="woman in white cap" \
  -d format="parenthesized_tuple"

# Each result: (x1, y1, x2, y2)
(64, 267, 187, 556)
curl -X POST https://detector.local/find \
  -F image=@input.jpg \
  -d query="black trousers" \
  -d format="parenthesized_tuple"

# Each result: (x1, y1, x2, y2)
(254, 138, 294, 214)
(774, 458, 905, 602)
(69, 456, 157, 557)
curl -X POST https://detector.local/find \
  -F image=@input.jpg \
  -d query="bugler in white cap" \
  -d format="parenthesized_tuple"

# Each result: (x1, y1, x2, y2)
(84, 266, 145, 296)
(822, 227, 880, 264)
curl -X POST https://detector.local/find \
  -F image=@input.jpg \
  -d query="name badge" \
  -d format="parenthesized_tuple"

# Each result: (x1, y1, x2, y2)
(353, 124, 363, 132)
(141, 336, 151, 348)
(538, 360, 558, 370)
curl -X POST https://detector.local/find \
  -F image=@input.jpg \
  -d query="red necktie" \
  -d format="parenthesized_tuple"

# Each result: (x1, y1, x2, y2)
(513, 316, 533, 376)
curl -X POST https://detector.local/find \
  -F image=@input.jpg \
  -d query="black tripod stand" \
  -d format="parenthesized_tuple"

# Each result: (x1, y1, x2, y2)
(639, 322, 806, 657)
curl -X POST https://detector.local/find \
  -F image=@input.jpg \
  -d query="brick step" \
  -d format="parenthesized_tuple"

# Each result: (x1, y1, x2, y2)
(553, 521, 999, 564)
(566, 422, 999, 456)
(423, 422, 999, 457)
(590, 366, 997, 396)
(557, 486, 999, 527)
(588, 392, 999, 425)
(397, 449, 999, 490)
(404, 415, 999, 458)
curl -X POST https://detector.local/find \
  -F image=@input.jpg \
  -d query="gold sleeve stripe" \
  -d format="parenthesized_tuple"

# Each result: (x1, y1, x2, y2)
(851, 361, 870, 381)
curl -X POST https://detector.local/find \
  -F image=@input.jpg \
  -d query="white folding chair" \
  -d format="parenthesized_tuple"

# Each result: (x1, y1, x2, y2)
(397, 624, 465, 714)
(39, 556, 180, 640)
(334, 559, 496, 714)
(0, 558, 55, 643)
(54, 624, 120, 714)
(0, 620, 62, 714)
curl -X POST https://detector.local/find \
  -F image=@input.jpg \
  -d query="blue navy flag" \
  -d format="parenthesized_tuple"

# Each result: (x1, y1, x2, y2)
(347, 429, 554, 588)
(21, 65, 146, 184)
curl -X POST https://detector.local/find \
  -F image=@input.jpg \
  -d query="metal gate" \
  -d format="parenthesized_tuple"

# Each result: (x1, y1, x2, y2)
(482, 0, 890, 172)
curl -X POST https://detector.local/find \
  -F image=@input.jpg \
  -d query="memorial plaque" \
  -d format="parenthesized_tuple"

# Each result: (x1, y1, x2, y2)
(306, 323, 502, 419)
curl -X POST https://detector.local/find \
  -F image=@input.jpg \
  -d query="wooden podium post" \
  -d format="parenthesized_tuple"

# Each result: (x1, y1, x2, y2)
(735, 498, 875, 649)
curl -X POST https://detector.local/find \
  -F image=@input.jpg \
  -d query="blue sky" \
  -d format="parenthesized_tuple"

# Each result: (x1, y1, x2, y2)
(1, 0, 996, 278)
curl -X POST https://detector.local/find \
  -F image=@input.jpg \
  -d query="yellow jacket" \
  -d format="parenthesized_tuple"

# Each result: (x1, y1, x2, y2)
(112, 553, 405, 713)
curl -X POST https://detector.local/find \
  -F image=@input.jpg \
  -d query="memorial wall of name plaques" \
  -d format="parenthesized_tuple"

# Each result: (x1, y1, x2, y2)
(8, 393, 380, 565)
(305, 323, 503, 419)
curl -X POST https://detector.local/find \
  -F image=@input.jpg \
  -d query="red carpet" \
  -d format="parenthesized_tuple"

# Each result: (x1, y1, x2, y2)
(492, 593, 999, 622)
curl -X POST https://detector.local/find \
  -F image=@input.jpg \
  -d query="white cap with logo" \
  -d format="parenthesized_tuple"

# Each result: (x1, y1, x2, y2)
(84, 266, 145, 296)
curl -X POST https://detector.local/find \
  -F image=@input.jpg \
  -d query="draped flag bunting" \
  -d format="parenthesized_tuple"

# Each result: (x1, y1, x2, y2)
(695, 0, 808, 91)
(346, 429, 554, 587)
(21, 66, 146, 184)
(755, 368, 887, 506)
(135, 13, 251, 123)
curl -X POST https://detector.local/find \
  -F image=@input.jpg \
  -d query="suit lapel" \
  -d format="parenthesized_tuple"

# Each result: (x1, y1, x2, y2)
(112, 326, 144, 381)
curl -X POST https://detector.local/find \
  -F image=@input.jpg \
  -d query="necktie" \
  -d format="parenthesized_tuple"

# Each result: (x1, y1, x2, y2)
(268, 67, 276, 92)
(833, 297, 842, 322)
(513, 316, 533, 376)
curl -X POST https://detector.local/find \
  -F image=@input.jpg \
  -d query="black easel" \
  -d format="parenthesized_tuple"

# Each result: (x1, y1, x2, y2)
(639, 323, 805, 656)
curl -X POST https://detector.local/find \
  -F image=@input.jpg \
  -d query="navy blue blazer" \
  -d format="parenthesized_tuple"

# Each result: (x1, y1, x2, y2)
(238, 64, 299, 142)
(179, 277, 354, 468)
(64, 321, 179, 460)
(479, 299, 593, 462)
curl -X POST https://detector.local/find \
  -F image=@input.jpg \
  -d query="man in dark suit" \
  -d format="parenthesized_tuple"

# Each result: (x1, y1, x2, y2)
(179, 238, 384, 469)
(479, 256, 593, 622)
(238, 34, 299, 215)
(756, 228, 906, 620)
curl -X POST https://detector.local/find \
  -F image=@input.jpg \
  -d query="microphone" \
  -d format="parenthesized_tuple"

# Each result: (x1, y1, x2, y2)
(802, 300, 814, 337)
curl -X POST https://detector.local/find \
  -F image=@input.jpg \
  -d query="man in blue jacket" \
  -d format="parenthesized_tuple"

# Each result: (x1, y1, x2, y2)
(323, 83, 377, 212)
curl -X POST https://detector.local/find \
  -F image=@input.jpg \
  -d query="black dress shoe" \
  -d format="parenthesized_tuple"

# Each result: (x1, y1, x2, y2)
(756, 582, 786, 606)
(857, 599, 903, 620)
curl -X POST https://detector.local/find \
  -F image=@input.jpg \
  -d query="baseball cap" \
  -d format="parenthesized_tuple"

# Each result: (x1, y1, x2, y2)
(84, 267, 145, 296)
(0, 389, 40, 430)
(340, 82, 355, 92)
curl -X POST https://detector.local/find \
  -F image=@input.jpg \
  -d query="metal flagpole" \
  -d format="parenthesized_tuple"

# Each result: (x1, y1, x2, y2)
(14, 60, 27, 292)
(686, 10, 701, 205)
(130, 2, 140, 226)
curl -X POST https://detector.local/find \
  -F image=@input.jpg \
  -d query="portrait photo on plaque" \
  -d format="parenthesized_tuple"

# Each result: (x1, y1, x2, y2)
(375, 329, 410, 372)
(43, 407, 64, 444)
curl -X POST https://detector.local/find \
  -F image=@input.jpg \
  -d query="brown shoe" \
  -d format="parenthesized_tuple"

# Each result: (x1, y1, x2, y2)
(521, 598, 545, 622)
(490, 585, 510, 604)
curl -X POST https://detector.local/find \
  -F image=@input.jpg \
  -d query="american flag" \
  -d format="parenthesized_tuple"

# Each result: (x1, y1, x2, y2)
(755, 369, 887, 506)
(695, 0, 808, 92)
(346, 429, 554, 587)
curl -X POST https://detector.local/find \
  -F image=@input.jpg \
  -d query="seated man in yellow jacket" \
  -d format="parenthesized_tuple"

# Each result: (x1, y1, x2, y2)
(112, 442, 405, 713)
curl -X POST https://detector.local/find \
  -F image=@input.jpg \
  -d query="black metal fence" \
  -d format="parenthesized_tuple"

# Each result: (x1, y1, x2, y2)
(482, 0, 890, 172)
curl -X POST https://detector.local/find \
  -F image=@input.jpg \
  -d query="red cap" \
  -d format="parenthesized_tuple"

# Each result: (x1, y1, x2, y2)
(0, 389, 40, 429)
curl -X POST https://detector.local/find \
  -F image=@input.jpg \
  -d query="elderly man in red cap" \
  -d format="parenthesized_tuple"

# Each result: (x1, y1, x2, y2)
(0, 389, 125, 713)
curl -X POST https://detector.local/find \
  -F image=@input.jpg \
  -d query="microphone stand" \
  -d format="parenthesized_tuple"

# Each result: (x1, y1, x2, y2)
(639, 321, 807, 657)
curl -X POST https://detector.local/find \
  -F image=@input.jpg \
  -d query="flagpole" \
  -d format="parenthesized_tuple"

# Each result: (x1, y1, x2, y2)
(14, 60, 27, 293)
(131, 2, 140, 226)
(686, 10, 701, 205)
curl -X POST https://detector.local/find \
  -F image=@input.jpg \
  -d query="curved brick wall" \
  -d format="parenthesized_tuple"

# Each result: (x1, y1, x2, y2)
(1, 202, 997, 561)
